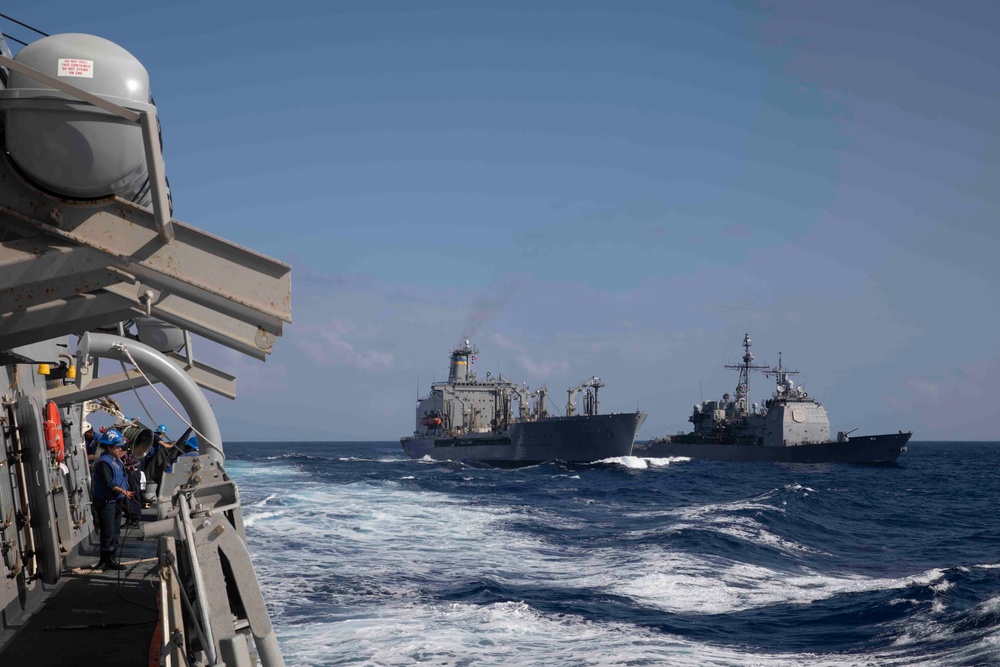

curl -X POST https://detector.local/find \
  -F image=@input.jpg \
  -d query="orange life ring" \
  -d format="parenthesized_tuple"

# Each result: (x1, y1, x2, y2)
(43, 401, 65, 463)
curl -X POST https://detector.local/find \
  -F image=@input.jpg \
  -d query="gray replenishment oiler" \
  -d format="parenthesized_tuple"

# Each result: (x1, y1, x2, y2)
(402, 341, 647, 464)
(0, 28, 291, 666)
(637, 334, 911, 463)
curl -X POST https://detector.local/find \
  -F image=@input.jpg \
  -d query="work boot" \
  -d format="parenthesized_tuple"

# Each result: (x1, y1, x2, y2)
(102, 559, 126, 571)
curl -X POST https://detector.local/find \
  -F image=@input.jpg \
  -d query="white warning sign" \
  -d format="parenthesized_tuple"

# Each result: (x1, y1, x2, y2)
(57, 58, 94, 78)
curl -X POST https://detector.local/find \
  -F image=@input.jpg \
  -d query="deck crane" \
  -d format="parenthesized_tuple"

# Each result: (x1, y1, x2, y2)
(527, 386, 549, 418)
(566, 376, 604, 417)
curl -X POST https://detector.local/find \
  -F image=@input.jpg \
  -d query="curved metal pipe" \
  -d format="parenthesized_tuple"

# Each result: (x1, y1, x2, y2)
(76, 332, 224, 461)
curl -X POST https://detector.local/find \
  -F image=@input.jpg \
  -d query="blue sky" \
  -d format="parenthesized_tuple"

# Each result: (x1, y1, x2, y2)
(11, 2, 1000, 441)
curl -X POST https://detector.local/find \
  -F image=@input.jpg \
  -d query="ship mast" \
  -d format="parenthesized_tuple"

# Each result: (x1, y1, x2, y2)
(770, 351, 800, 396)
(724, 333, 769, 416)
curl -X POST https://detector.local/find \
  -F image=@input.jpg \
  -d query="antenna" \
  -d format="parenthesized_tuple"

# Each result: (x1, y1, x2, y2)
(724, 333, 768, 416)
(699, 379, 703, 403)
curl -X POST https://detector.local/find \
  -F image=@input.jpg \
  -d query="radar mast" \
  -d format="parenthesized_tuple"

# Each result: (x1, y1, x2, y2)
(724, 334, 769, 416)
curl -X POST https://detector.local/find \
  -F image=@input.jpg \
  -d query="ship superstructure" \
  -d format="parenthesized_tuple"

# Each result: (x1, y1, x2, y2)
(681, 335, 830, 447)
(640, 334, 910, 463)
(0, 29, 291, 665)
(402, 341, 645, 464)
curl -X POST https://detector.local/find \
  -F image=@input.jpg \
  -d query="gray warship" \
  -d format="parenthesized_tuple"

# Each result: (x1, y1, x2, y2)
(402, 341, 647, 464)
(0, 27, 290, 666)
(637, 334, 911, 463)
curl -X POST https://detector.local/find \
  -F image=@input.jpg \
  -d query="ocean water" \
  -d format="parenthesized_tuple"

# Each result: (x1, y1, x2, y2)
(224, 441, 1000, 666)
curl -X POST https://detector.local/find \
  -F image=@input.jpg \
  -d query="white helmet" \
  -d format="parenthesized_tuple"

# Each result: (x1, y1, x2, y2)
(82, 420, 93, 433)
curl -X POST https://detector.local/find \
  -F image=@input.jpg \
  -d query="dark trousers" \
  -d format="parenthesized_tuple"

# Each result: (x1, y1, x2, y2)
(124, 469, 142, 520)
(93, 498, 122, 561)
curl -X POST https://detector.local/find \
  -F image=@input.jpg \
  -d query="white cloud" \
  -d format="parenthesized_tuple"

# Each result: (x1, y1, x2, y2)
(906, 378, 942, 403)
(294, 318, 394, 372)
(517, 355, 569, 380)
(488, 332, 525, 352)
(884, 357, 998, 439)
(228, 355, 289, 395)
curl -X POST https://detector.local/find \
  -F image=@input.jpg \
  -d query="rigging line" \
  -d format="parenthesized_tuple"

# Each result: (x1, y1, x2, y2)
(112, 342, 220, 454)
(2, 32, 28, 47)
(43, 619, 156, 632)
(118, 358, 161, 427)
(115, 524, 159, 611)
(0, 13, 49, 37)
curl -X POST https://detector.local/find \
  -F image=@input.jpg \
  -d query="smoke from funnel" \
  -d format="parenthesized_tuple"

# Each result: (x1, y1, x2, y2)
(461, 276, 521, 340)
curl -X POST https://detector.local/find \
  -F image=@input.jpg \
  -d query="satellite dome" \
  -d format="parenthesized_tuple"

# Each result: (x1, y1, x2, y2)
(3, 33, 163, 205)
(134, 317, 185, 353)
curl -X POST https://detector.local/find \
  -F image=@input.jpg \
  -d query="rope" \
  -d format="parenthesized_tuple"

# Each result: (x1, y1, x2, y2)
(0, 13, 49, 37)
(110, 342, 220, 454)
(2, 33, 28, 47)
(118, 358, 161, 427)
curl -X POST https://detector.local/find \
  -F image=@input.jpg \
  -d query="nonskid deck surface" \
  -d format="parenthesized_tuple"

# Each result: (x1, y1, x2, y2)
(0, 511, 158, 665)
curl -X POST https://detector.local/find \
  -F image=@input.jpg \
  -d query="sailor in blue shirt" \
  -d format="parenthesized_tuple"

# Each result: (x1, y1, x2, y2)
(83, 421, 97, 462)
(143, 424, 169, 473)
(91, 429, 135, 570)
(180, 434, 199, 456)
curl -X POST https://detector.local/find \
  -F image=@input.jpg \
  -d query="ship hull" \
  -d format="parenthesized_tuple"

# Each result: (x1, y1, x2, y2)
(401, 412, 646, 464)
(637, 432, 911, 463)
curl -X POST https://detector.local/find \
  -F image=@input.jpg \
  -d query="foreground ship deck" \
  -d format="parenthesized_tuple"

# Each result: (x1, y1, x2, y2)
(0, 27, 292, 666)
(0, 511, 158, 665)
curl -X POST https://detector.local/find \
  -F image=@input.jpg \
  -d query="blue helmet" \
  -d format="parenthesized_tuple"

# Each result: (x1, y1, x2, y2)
(185, 435, 199, 452)
(98, 428, 124, 447)
(156, 424, 167, 434)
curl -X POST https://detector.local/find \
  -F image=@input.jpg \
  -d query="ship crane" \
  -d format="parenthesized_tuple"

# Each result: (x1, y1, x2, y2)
(527, 386, 549, 418)
(500, 379, 533, 421)
(566, 376, 604, 417)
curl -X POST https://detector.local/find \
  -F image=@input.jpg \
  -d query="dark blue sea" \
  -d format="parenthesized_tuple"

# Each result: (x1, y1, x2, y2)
(223, 441, 1000, 666)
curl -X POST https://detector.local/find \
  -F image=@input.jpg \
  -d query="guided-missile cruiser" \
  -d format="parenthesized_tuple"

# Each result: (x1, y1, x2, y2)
(638, 334, 911, 463)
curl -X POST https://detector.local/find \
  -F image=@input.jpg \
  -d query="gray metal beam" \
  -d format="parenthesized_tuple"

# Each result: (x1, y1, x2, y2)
(0, 238, 125, 312)
(0, 200, 291, 331)
(0, 292, 140, 352)
(0, 281, 279, 363)
(102, 284, 278, 361)
(47, 352, 237, 406)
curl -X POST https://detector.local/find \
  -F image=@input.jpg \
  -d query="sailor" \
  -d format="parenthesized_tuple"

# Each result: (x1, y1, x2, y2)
(143, 423, 169, 470)
(180, 434, 199, 457)
(145, 426, 190, 493)
(83, 421, 97, 463)
(91, 429, 134, 570)
(121, 442, 143, 527)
